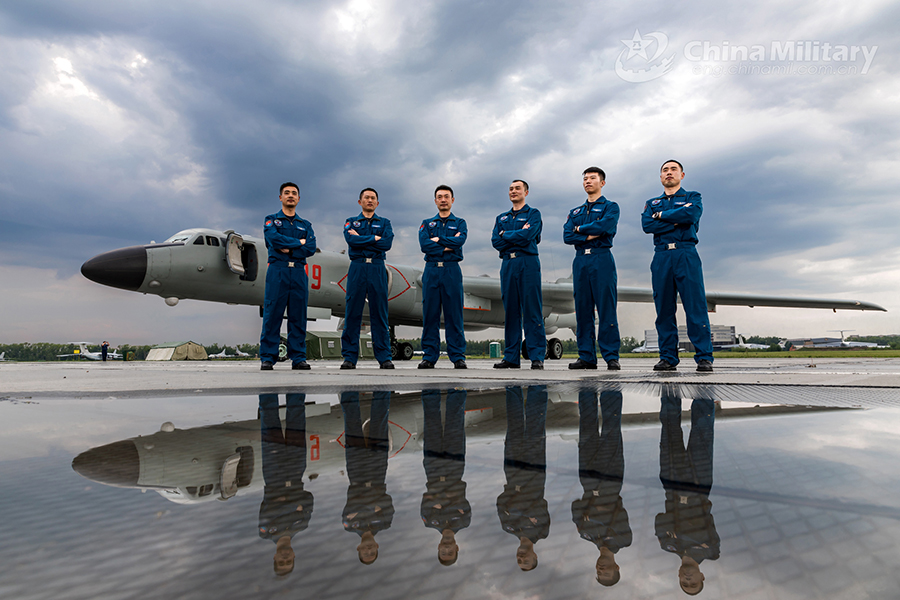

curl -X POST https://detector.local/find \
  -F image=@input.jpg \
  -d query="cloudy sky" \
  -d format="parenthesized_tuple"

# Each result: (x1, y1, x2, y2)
(1, 0, 898, 345)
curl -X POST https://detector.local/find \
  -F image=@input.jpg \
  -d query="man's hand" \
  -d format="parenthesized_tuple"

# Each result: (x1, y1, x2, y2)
(587, 234, 598, 241)
(454, 232, 461, 237)
(280, 249, 290, 254)
(430, 237, 439, 242)
(652, 212, 661, 219)
(348, 229, 359, 236)
(300, 239, 306, 245)
(522, 223, 531, 229)
(374, 236, 381, 241)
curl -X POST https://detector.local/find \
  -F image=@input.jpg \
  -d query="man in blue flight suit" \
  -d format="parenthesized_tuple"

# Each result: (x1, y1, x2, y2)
(418, 185, 467, 369)
(563, 167, 621, 371)
(260, 182, 317, 371)
(258, 393, 313, 576)
(572, 385, 632, 587)
(341, 188, 395, 369)
(491, 180, 545, 370)
(641, 161, 714, 372)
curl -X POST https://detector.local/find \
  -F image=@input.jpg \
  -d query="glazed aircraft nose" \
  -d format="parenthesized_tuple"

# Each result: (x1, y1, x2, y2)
(72, 440, 140, 487)
(81, 246, 147, 291)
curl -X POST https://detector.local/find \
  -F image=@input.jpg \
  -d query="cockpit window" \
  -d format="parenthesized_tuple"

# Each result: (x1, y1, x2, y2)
(206, 236, 220, 247)
(164, 235, 192, 244)
(193, 237, 204, 245)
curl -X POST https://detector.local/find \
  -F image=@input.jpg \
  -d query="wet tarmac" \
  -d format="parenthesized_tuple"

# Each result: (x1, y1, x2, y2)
(1, 360, 899, 599)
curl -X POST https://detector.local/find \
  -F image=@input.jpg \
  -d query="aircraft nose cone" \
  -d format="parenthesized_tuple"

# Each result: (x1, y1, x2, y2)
(72, 440, 140, 487)
(81, 246, 147, 291)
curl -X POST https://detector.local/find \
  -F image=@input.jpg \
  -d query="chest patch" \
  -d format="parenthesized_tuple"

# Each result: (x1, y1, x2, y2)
(274, 219, 282, 226)
(573, 208, 581, 215)
(651, 199, 661, 206)
(353, 221, 361, 228)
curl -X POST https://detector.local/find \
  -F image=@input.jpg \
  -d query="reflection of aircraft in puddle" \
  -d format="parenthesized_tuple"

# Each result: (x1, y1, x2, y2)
(80, 228, 886, 361)
(71, 386, 853, 505)
(57, 342, 122, 361)
(71, 389, 577, 505)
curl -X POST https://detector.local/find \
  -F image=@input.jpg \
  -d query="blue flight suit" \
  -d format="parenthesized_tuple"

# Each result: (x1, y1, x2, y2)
(341, 213, 394, 364)
(641, 189, 714, 366)
(656, 388, 719, 564)
(419, 213, 467, 363)
(572, 387, 632, 554)
(563, 197, 621, 364)
(491, 204, 545, 363)
(421, 389, 471, 534)
(260, 210, 316, 365)
(497, 386, 550, 544)
(258, 393, 313, 542)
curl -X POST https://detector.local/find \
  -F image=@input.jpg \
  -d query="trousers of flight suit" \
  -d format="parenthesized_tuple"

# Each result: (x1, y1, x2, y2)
(341, 260, 391, 364)
(573, 249, 620, 364)
(500, 255, 545, 363)
(650, 246, 714, 365)
(260, 263, 308, 364)
(421, 262, 466, 363)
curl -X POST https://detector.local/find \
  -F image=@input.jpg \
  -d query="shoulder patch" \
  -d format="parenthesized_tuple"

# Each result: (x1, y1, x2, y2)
(265, 220, 273, 227)
(344, 221, 351, 229)
(419, 223, 424, 230)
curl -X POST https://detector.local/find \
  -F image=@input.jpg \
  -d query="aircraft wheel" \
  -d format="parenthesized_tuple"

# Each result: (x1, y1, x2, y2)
(548, 338, 563, 360)
(391, 341, 400, 360)
(277, 342, 288, 362)
(400, 342, 414, 361)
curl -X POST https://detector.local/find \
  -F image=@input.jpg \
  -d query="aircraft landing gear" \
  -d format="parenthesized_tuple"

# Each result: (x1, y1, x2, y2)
(521, 337, 563, 360)
(390, 325, 414, 361)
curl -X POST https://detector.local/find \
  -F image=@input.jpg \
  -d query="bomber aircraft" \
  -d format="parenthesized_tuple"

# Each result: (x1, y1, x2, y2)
(80, 228, 886, 361)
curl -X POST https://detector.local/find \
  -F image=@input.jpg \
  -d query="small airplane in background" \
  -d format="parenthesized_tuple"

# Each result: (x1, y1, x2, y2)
(80, 227, 887, 361)
(57, 343, 123, 361)
(233, 347, 250, 357)
(207, 348, 234, 359)
(720, 335, 772, 350)
(828, 330, 886, 348)
(0, 352, 8, 361)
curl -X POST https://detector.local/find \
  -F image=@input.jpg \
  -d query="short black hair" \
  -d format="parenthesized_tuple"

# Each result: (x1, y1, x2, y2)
(359, 187, 379, 200)
(434, 184, 454, 198)
(583, 166, 606, 181)
(511, 179, 529, 192)
(280, 182, 299, 195)
(660, 159, 684, 172)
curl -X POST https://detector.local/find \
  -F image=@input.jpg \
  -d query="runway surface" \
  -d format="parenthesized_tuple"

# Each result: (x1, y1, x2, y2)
(3, 356, 900, 398)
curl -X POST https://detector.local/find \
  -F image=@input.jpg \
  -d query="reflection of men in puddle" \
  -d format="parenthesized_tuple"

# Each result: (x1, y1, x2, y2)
(655, 385, 718, 595)
(572, 386, 632, 586)
(341, 390, 394, 565)
(420, 389, 471, 566)
(497, 386, 549, 571)
(258, 393, 313, 576)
